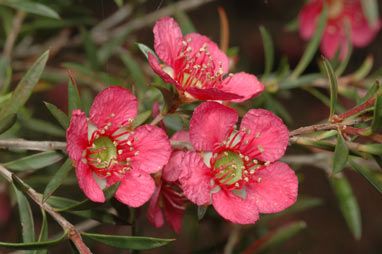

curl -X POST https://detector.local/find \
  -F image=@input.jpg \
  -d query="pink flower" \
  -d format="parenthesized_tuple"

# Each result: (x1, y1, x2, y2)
(147, 131, 188, 233)
(178, 102, 298, 224)
(299, 0, 381, 60)
(66, 86, 171, 207)
(148, 17, 264, 103)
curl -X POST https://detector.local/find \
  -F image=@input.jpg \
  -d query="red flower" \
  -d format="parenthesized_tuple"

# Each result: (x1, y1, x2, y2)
(147, 131, 188, 233)
(66, 86, 171, 207)
(299, 0, 381, 59)
(148, 17, 264, 102)
(178, 102, 298, 224)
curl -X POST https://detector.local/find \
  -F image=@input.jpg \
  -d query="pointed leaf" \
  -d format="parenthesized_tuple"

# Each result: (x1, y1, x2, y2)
(198, 205, 208, 221)
(329, 174, 362, 240)
(34, 208, 48, 254)
(0, 50, 49, 120)
(259, 26, 274, 79)
(290, 4, 327, 79)
(0, 1, 60, 19)
(353, 55, 373, 81)
(137, 43, 158, 61)
(4, 151, 64, 171)
(80, 27, 100, 70)
(13, 184, 34, 254)
(82, 232, 174, 250)
(360, 81, 379, 104)
(131, 110, 152, 129)
(243, 221, 306, 253)
(0, 233, 66, 250)
(0, 113, 16, 134)
(322, 56, 338, 119)
(43, 158, 73, 201)
(58, 182, 121, 211)
(371, 94, 382, 132)
(67, 75, 82, 118)
(349, 159, 382, 193)
(44, 102, 69, 129)
(361, 0, 379, 27)
(332, 134, 349, 174)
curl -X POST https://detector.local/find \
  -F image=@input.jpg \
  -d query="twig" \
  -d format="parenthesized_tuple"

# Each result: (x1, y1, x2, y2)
(224, 224, 241, 254)
(150, 113, 166, 126)
(0, 139, 66, 151)
(289, 118, 363, 137)
(0, 165, 92, 254)
(332, 94, 377, 122)
(4, 10, 26, 59)
(218, 7, 229, 53)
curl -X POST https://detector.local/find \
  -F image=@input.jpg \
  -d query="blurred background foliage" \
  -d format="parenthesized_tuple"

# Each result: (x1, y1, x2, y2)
(0, 0, 381, 253)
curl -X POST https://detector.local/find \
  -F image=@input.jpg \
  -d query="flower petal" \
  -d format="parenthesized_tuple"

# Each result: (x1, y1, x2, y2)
(109, 169, 155, 207)
(89, 86, 137, 130)
(220, 72, 264, 103)
(247, 162, 298, 213)
(211, 190, 259, 224)
(147, 183, 164, 228)
(130, 124, 171, 174)
(184, 33, 230, 74)
(186, 87, 243, 101)
(171, 130, 190, 142)
(240, 109, 289, 162)
(66, 109, 88, 161)
(162, 150, 185, 182)
(76, 161, 105, 203)
(190, 102, 238, 151)
(148, 53, 184, 91)
(163, 197, 185, 234)
(350, 16, 381, 47)
(153, 17, 183, 66)
(178, 151, 211, 205)
(321, 23, 347, 60)
(298, 0, 322, 39)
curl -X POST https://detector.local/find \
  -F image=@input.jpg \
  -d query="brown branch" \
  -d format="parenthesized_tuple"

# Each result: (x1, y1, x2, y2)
(0, 139, 66, 151)
(0, 165, 92, 254)
(289, 118, 362, 137)
(4, 10, 26, 59)
(332, 93, 377, 122)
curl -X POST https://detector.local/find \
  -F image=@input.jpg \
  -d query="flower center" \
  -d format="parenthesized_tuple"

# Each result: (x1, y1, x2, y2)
(88, 136, 117, 169)
(212, 151, 244, 185)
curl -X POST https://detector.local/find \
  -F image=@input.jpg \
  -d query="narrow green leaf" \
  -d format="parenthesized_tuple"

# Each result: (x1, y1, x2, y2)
(264, 93, 292, 125)
(0, 54, 9, 91)
(329, 174, 362, 240)
(361, 0, 379, 27)
(82, 232, 174, 250)
(80, 27, 100, 70)
(150, 84, 177, 114)
(349, 159, 382, 193)
(0, 233, 66, 250)
(371, 94, 382, 132)
(43, 158, 73, 201)
(290, 4, 327, 79)
(137, 43, 158, 60)
(360, 81, 378, 104)
(259, 26, 274, 79)
(0, 50, 49, 120)
(4, 151, 63, 171)
(198, 205, 208, 221)
(284, 17, 299, 32)
(359, 143, 382, 155)
(0, 1, 60, 19)
(244, 221, 307, 253)
(13, 184, 35, 254)
(34, 208, 48, 254)
(353, 55, 373, 81)
(43, 102, 69, 129)
(67, 75, 82, 118)
(132, 110, 152, 129)
(280, 73, 323, 90)
(0, 113, 16, 134)
(120, 52, 146, 88)
(20, 117, 66, 137)
(322, 56, 338, 118)
(332, 134, 349, 174)
(98, 28, 131, 64)
(58, 182, 121, 211)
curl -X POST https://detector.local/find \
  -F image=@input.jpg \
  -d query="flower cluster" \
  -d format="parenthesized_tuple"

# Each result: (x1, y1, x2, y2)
(299, 0, 381, 60)
(66, 16, 298, 232)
